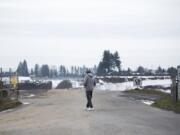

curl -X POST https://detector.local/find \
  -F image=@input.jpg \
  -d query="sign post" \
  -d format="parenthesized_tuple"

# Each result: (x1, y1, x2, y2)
(178, 66, 180, 100)
(0, 68, 2, 81)
(133, 77, 142, 88)
(0, 68, 2, 89)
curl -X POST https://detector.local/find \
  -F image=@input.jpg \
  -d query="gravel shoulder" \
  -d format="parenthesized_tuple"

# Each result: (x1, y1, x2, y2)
(0, 89, 180, 135)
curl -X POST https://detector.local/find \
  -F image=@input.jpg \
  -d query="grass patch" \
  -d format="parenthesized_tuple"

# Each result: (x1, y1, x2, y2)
(125, 89, 180, 114)
(0, 99, 22, 111)
(125, 89, 169, 96)
(152, 95, 180, 113)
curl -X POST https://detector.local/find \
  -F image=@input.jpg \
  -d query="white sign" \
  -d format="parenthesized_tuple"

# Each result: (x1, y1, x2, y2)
(133, 78, 142, 88)
(178, 66, 180, 100)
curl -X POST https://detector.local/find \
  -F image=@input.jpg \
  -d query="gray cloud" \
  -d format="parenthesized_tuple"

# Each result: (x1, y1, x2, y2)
(0, 0, 180, 70)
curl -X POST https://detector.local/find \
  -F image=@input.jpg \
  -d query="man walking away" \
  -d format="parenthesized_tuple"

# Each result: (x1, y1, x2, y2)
(84, 70, 96, 111)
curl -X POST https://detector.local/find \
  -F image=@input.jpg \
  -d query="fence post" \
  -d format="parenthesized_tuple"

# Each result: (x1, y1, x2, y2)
(171, 77, 177, 104)
(0, 67, 2, 81)
(178, 66, 180, 100)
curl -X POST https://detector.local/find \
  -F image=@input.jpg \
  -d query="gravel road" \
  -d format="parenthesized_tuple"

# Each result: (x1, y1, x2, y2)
(0, 89, 180, 135)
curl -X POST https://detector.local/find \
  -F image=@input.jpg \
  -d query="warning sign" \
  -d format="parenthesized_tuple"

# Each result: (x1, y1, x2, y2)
(10, 75, 18, 89)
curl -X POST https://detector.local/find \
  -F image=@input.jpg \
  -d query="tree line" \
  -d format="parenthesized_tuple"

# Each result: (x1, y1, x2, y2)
(16, 60, 97, 77)
(96, 50, 177, 77)
(0, 50, 178, 78)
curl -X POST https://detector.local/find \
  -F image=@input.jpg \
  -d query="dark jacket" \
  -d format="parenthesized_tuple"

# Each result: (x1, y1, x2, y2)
(84, 73, 96, 91)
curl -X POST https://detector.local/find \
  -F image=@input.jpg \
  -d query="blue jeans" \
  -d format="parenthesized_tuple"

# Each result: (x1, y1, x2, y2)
(86, 91, 93, 108)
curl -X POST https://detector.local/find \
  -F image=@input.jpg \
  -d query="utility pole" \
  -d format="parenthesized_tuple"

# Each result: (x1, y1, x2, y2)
(0, 68, 2, 81)
(171, 66, 180, 103)
(178, 66, 180, 100)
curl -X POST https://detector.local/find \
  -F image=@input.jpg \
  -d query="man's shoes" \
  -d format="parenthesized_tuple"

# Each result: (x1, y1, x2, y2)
(89, 107, 94, 111)
(85, 107, 94, 111)
(86, 108, 91, 111)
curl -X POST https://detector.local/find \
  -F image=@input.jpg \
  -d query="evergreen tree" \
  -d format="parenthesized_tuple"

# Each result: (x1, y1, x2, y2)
(49, 66, 58, 78)
(30, 68, 34, 75)
(97, 62, 106, 75)
(17, 62, 23, 76)
(16, 60, 29, 76)
(59, 65, 67, 77)
(59, 65, 63, 76)
(66, 68, 69, 76)
(62, 66, 65, 76)
(97, 50, 121, 76)
(137, 66, 145, 75)
(23, 60, 29, 76)
(34, 64, 40, 77)
(71, 66, 74, 75)
(113, 51, 121, 73)
(64, 66, 66, 76)
(167, 67, 177, 78)
(93, 65, 97, 74)
(127, 67, 132, 75)
(41, 65, 50, 77)
(156, 66, 163, 75)
(49, 69, 53, 78)
(102, 50, 112, 73)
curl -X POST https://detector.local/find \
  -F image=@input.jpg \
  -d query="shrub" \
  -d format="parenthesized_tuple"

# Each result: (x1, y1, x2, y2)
(56, 80, 72, 89)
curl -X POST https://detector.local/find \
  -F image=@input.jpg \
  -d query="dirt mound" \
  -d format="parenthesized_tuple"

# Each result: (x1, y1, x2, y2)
(56, 80, 72, 89)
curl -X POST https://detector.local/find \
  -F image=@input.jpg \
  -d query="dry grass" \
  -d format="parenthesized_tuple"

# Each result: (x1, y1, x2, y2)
(0, 99, 22, 111)
(125, 89, 180, 114)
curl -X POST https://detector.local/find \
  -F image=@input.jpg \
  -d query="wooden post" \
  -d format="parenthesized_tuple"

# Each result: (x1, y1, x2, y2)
(177, 66, 180, 100)
(171, 77, 177, 104)
(0, 68, 2, 89)
(0, 67, 2, 81)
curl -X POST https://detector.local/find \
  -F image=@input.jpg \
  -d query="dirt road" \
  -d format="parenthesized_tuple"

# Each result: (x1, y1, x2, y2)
(0, 89, 180, 135)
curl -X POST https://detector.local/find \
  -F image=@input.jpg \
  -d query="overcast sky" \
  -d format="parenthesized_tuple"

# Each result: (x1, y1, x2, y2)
(0, 0, 180, 70)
